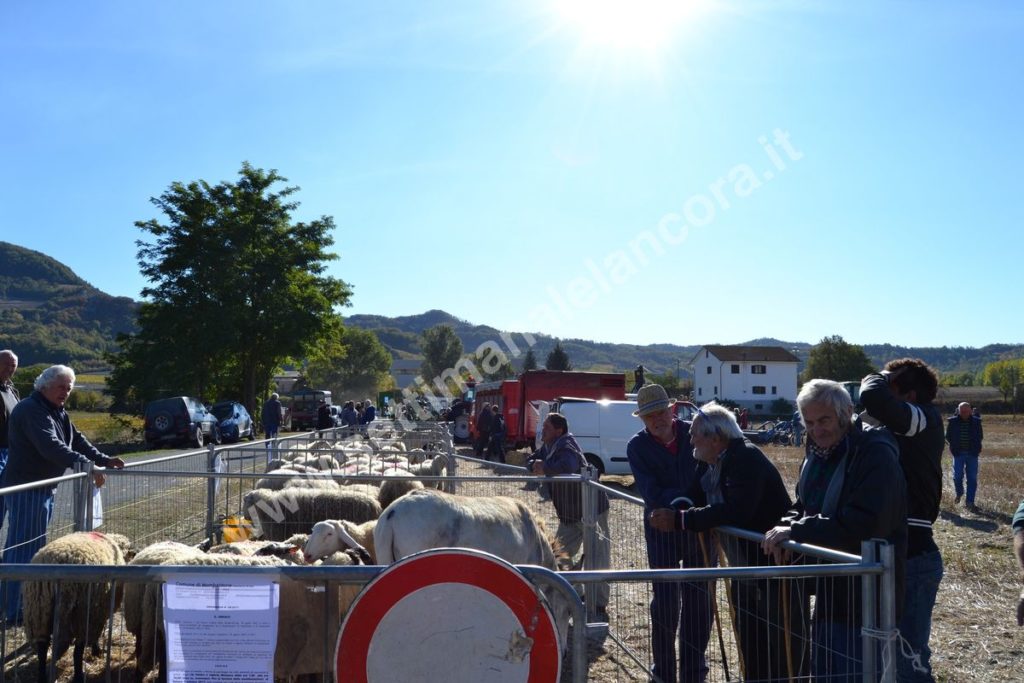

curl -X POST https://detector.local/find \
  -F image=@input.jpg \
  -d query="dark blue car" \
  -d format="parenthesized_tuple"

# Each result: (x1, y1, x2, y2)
(211, 401, 255, 443)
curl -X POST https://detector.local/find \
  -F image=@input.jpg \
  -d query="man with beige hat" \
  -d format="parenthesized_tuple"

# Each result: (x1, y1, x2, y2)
(627, 384, 711, 683)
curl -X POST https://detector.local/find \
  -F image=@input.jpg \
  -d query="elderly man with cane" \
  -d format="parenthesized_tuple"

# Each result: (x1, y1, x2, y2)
(651, 401, 798, 682)
(627, 384, 712, 683)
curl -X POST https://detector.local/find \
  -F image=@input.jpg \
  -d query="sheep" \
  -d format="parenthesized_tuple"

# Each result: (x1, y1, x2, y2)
(304, 519, 378, 564)
(254, 468, 341, 491)
(134, 552, 369, 681)
(377, 470, 425, 510)
(289, 453, 340, 471)
(371, 489, 571, 651)
(408, 453, 450, 489)
(23, 532, 132, 683)
(123, 541, 207, 679)
(243, 486, 382, 541)
(406, 447, 428, 465)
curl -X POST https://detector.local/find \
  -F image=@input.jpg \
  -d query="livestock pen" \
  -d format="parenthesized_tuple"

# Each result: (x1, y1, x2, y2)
(0, 424, 897, 682)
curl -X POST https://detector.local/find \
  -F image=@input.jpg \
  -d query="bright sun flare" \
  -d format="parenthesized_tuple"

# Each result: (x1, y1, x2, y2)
(554, 0, 707, 52)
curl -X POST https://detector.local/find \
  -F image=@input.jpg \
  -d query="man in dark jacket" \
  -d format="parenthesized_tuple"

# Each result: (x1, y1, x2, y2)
(0, 350, 19, 536)
(261, 392, 282, 440)
(2, 364, 124, 623)
(652, 401, 797, 682)
(946, 402, 983, 511)
(316, 400, 333, 431)
(861, 360, 944, 682)
(627, 384, 711, 683)
(474, 402, 492, 458)
(531, 412, 611, 615)
(763, 379, 907, 683)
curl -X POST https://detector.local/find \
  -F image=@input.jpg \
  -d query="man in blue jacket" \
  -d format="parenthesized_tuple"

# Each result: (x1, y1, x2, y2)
(2, 365, 124, 623)
(946, 402, 983, 511)
(627, 384, 711, 683)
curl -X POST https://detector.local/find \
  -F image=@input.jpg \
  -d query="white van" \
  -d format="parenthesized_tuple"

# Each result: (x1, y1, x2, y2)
(537, 396, 702, 476)
(537, 398, 642, 476)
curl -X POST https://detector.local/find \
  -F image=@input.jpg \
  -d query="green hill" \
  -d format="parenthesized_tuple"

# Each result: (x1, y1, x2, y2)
(0, 241, 138, 371)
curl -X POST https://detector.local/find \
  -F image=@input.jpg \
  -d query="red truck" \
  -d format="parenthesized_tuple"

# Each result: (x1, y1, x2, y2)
(471, 370, 627, 448)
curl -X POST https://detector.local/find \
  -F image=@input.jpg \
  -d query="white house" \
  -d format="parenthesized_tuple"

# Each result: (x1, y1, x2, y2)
(689, 345, 800, 413)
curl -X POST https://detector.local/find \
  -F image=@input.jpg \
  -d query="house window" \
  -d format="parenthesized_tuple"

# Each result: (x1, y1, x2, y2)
(754, 404, 763, 410)
(752, 365, 767, 374)
(731, 364, 740, 374)
(714, 386, 718, 395)
(698, 387, 702, 396)
(752, 386, 767, 395)
(772, 386, 777, 395)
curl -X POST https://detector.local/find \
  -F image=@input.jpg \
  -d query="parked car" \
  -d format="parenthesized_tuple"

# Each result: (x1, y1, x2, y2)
(144, 396, 220, 448)
(211, 401, 255, 443)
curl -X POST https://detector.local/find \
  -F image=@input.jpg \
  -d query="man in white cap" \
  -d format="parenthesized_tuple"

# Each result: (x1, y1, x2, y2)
(626, 384, 711, 683)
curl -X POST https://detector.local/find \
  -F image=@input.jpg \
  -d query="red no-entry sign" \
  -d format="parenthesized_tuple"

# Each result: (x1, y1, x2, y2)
(335, 548, 561, 682)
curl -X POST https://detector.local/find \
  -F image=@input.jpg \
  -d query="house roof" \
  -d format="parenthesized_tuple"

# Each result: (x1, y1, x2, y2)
(695, 345, 800, 363)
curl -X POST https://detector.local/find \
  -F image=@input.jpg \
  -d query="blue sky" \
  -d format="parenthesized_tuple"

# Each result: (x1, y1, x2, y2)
(2, 1, 1021, 348)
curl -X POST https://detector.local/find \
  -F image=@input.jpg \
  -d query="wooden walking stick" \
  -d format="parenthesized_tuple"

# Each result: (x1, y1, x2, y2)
(698, 531, 730, 681)
(713, 532, 747, 681)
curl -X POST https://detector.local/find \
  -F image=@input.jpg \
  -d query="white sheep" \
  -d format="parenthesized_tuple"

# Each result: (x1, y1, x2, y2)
(23, 531, 132, 683)
(304, 519, 378, 564)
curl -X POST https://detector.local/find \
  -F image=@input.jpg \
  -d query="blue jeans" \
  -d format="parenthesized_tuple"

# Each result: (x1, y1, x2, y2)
(813, 618, 867, 683)
(645, 525, 712, 683)
(897, 550, 943, 682)
(951, 453, 979, 504)
(2, 488, 55, 622)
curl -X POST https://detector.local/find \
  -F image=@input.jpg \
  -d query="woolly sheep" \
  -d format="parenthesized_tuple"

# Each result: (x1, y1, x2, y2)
(408, 453, 450, 489)
(134, 552, 368, 681)
(243, 486, 382, 541)
(254, 469, 341, 491)
(377, 470, 425, 510)
(304, 519, 378, 564)
(23, 531, 132, 683)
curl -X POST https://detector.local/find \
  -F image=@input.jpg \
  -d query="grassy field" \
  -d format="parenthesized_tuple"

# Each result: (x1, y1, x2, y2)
(68, 411, 145, 453)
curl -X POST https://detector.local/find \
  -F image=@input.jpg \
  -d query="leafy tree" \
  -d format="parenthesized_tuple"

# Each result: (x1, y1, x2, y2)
(545, 341, 572, 371)
(803, 335, 874, 382)
(107, 163, 352, 412)
(647, 371, 682, 396)
(983, 359, 1024, 401)
(420, 324, 464, 386)
(770, 398, 794, 416)
(521, 348, 538, 372)
(305, 324, 392, 401)
(468, 348, 516, 381)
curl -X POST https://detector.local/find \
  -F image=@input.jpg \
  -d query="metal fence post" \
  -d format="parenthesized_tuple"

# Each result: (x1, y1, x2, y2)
(879, 542, 897, 683)
(581, 465, 598, 621)
(861, 540, 878, 683)
(73, 460, 93, 532)
(206, 443, 217, 545)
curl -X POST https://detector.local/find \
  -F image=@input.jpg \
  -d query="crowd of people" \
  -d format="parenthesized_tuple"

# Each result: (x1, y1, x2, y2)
(0, 345, 1015, 681)
(518, 358, 1001, 683)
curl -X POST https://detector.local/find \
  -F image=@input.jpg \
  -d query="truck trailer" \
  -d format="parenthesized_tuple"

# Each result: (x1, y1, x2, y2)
(471, 370, 627, 448)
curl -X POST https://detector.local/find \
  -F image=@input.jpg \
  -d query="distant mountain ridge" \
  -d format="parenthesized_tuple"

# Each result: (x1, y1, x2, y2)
(2, 241, 1021, 378)
(0, 241, 138, 370)
(346, 310, 1024, 378)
